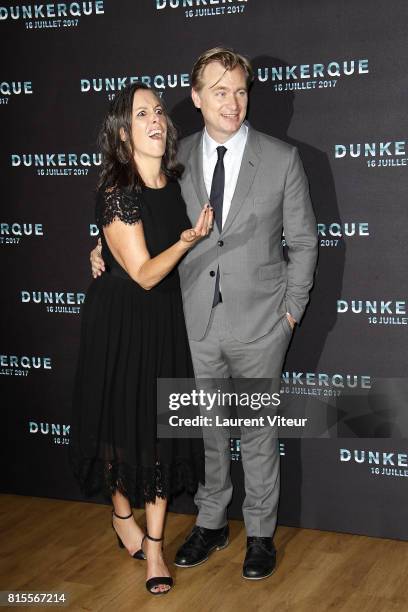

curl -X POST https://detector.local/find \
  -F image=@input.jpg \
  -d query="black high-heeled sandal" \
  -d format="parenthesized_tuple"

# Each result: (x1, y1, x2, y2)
(111, 511, 146, 560)
(142, 533, 174, 595)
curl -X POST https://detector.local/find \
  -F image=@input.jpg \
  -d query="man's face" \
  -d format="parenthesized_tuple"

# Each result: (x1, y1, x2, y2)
(191, 62, 248, 143)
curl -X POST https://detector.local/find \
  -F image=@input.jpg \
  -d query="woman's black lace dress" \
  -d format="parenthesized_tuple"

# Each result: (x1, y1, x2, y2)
(70, 180, 204, 505)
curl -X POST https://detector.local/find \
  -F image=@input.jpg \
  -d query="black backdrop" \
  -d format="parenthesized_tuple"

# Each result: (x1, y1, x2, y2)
(2, 0, 408, 540)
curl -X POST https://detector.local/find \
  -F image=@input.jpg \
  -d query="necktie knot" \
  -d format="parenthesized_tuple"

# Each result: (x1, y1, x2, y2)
(216, 146, 227, 161)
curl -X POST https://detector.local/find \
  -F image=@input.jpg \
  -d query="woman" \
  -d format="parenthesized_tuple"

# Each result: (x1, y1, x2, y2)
(70, 83, 213, 595)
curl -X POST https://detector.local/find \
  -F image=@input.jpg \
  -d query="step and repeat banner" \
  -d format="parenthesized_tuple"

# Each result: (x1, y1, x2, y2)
(2, 1, 408, 540)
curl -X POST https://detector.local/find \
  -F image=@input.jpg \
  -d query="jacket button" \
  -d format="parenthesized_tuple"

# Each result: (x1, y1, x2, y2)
(218, 240, 224, 247)
(209, 270, 215, 277)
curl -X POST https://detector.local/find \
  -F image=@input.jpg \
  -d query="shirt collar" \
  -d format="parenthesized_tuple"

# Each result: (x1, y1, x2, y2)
(203, 123, 248, 160)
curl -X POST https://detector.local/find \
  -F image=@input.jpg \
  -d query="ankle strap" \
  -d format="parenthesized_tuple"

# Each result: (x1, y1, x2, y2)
(144, 533, 164, 542)
(112, 510, 133, 520)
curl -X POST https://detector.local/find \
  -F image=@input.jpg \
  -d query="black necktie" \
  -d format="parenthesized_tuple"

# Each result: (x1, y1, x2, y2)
(210, 146, 227, 307)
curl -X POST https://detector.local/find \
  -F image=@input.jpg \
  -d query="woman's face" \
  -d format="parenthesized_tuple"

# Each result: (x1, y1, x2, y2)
(128, 89, 167, 161)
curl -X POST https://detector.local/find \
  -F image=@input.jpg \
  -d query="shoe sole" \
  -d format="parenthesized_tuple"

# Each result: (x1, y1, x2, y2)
(241, 567, 276, 581)
(174, 539, 229, 568)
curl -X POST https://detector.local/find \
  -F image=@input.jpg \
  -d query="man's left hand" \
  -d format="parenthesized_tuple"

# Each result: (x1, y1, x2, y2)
(286, 313, 296, 330)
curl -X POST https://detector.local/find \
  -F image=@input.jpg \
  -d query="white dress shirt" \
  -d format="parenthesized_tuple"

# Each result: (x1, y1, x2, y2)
(202, 123, 248, 227)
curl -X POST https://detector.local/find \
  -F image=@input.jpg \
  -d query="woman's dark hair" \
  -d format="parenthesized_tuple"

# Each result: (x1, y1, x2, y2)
(97, 83, 183, 191)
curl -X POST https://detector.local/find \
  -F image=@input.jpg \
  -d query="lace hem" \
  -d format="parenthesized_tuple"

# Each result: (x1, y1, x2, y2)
(70, 455, 203, 505)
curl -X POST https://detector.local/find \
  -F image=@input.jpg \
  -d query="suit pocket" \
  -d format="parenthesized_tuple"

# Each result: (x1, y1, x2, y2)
(258, 261, 286, 280)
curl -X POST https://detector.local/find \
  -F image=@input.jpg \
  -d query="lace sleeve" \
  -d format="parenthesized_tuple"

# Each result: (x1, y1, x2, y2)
(98, 187, 142, 227)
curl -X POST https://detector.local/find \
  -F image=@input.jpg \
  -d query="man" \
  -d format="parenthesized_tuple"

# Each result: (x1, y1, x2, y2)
(92, 47, 317, 580)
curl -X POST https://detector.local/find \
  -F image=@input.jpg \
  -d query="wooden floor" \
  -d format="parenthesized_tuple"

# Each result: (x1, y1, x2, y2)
(1, 495, 407, 612)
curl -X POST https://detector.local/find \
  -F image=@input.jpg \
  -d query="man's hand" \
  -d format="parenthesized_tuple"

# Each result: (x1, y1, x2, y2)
(286, 313, 296, 330)
(90, 238, 105, 278)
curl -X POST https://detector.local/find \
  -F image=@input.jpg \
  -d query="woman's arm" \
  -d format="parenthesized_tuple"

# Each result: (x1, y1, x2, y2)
(103, 204, 212, 290)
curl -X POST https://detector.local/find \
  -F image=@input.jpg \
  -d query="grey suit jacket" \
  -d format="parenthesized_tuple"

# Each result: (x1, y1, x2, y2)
(177, 126, 318, 343)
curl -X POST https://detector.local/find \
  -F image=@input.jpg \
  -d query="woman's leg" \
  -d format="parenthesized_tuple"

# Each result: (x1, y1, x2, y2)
(112, 490, 144, 555)
(144, 497, 172, 593)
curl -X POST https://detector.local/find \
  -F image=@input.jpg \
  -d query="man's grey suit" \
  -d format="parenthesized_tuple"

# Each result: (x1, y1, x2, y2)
(177, 126, 318, 536)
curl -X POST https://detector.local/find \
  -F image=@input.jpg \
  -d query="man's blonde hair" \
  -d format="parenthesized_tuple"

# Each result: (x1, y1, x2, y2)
(191, 47, 254, 91)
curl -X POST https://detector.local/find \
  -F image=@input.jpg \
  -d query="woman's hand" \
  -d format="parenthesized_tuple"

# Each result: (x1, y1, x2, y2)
(180, 204, 214, 247)
(90, 238, 105, 278)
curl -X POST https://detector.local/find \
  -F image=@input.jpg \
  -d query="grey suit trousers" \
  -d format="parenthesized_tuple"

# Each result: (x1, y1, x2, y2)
(188, 302, 293, 537)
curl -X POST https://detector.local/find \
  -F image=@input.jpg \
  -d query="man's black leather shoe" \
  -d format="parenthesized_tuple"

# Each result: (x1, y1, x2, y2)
(242, 537, 276, 580)
(174, 525, 229, 568)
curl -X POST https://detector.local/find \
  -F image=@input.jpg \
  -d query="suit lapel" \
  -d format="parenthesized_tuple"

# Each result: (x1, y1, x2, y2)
(222, 127, 261, 235)
(188, 131, 209, 208)
(186, 131, 222, 235)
